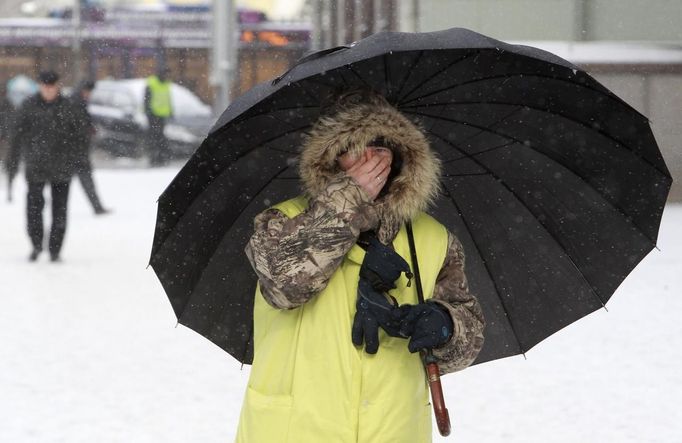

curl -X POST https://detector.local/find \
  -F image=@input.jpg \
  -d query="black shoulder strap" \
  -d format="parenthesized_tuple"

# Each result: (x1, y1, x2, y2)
(405, 221, 425, 304)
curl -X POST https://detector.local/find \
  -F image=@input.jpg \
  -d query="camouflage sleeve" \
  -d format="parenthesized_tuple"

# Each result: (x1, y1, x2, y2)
(245, 175, 379, 309)
(429, 231, 485, 375)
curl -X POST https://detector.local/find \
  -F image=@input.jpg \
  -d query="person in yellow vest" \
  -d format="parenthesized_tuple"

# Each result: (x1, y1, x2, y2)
(238, 89, 485, 442)
(144, 68, 173, 166)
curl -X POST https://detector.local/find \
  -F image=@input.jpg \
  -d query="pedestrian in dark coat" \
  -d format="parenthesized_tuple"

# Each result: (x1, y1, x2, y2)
(5, 70, 81, 262)
(71, 79, 109, 215)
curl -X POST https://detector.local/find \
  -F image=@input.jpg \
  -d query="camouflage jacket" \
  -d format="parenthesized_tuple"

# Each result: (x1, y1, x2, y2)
(245, 175, 485, 374)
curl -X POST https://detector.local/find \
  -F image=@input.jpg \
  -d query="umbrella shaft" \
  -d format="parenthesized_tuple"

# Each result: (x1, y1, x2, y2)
(408, 221, 452, 436)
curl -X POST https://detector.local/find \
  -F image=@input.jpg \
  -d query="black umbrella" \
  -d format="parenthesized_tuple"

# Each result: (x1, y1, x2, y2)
(150, 27, 671, 366)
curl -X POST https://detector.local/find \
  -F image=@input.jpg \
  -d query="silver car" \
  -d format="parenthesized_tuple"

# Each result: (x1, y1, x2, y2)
(88, 78, 215, 158)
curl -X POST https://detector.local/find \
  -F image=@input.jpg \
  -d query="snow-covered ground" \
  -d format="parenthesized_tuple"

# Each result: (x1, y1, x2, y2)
(0, 165, 680, 443)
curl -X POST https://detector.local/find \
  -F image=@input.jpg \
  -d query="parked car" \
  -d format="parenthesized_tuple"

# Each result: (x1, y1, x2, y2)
(87, 78, 215, 158)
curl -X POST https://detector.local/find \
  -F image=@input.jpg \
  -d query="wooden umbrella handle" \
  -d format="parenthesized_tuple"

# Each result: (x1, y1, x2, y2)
(426, 361, 451, 436)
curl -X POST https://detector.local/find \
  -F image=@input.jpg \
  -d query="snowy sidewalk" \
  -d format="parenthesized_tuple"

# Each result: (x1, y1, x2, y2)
(1, 167, 680, 442)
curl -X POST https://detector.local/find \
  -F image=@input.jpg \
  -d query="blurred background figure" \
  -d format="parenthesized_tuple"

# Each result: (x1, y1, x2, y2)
(0, 85, 11, 192)
(5, 70, 81, 262)
(144, 67, 172, 167)
(71, 79, 110, 215)
(6, 75, 38, 110)
(1, 75, 39, 201)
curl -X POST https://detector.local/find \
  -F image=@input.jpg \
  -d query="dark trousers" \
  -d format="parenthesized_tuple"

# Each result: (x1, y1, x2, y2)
(147, 116, 170, 166)
(76, 159, 104, 212)
(26, 180, 71, 256)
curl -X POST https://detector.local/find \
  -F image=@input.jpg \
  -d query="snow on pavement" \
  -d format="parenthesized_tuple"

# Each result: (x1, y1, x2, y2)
(0, 166, 680, 442)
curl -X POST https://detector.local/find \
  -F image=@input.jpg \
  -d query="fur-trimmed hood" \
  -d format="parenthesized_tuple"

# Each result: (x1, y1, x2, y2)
(299, 92, 441, 238)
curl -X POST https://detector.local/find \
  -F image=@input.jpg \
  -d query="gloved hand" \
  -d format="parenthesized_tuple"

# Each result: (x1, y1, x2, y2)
(399, 301, 454, 353)
(360, 235, 412, 292)
(352, 279, 409, 354)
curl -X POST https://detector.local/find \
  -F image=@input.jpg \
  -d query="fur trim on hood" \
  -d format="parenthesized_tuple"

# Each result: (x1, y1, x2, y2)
(299, 92, 441, 239)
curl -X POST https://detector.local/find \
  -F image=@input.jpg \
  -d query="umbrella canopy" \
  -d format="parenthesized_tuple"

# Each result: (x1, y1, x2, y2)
(150, 27, 672, 365)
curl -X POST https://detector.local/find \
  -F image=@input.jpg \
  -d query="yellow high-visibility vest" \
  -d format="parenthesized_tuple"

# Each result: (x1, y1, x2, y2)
(236, 196, 448, 443)
(146, 75, 172, 118)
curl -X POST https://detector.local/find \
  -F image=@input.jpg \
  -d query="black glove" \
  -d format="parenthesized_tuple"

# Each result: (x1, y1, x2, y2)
(360, 235, 412, 292)
(352, 279, 409, 354)
(399, 301, 454, 353)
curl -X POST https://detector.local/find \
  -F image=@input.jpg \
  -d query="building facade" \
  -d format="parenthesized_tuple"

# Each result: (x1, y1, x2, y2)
(0, 8, 310, 104)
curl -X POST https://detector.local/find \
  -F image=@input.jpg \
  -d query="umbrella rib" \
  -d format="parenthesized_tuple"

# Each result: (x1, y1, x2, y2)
(294, 81, 328, 103)
(438, 107, 523, 163)
(404, 100, 667, 177)
(259, 78, 342, 102)
(264, 107, 311, 133)
(347, 65, 373, 89)
(431, 129, 609, 308)
(441, 172, 491, 178)
(442, 141, 516, 164)
(441, 107, 525, 161)
(399, 72, 634, 118)
(393, 50, 424, 103)
(266, 146, 299, 155)
(397, 51, 480, 105)
(335, 68, 352, 89)
(234, 124, 312, 162)
(308, 77, 345, 89)
(440, 182, 526, 357)
(383, 54, 391, 98)
(404, 108, 659, 246)
(225, 105, 320, 128)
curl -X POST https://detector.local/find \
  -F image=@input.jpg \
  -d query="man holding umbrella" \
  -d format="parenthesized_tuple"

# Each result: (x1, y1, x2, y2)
(236, 89, 485, 442)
